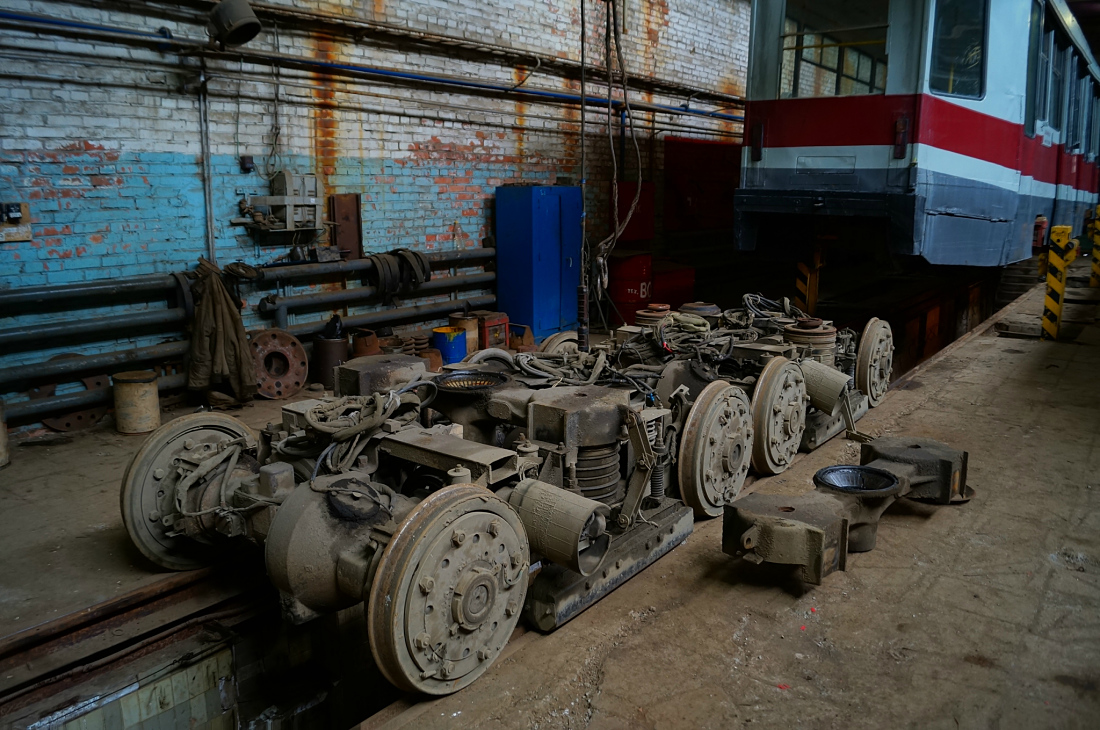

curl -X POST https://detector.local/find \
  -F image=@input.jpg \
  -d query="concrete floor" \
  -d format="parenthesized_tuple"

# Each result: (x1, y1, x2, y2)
(371, 286, 1100, 729)
(0, 392, 311, 639)
(3, 285, 1099, 729)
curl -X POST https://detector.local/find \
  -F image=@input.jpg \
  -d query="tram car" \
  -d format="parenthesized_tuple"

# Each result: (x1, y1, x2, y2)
(735, 0, 1100, 266)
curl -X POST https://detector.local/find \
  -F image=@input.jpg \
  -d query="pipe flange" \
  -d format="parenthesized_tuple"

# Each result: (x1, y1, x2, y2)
(250, 329, 308, 399)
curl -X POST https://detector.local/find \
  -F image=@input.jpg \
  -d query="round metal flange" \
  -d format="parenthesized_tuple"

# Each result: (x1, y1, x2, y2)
(120, 413, 255, 571)
(251, 329, 308, 399)
(750, 356, 808, 476)
(367, 484, 529, 695)
(856, 317, 894, 407)
(677, 380, 753, 518)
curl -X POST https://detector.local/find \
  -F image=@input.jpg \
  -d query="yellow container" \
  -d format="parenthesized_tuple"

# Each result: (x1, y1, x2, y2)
(113, 370, 161, 434)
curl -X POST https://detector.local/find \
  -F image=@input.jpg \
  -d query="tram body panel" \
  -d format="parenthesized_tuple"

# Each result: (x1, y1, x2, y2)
(737, 0, 1100, 266)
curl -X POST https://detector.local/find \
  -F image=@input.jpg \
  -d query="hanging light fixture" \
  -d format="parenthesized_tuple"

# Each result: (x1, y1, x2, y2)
(208, 0, 262, 48)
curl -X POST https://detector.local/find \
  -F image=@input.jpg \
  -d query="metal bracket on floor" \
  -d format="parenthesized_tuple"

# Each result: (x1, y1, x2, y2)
(723, 437, 972, 585)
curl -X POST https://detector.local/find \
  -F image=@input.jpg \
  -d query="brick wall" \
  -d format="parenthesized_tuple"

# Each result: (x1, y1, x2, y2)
(0, 0, 749, 408)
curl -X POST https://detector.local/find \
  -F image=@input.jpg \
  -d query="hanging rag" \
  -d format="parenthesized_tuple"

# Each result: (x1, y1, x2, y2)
(188, 258, 258, 401)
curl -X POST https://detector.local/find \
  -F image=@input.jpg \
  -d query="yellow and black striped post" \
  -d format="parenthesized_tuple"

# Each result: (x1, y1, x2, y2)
(1091, 205, 1100, 288)
(1041, 225, 1078, 341)
(794, 244, 823, 315)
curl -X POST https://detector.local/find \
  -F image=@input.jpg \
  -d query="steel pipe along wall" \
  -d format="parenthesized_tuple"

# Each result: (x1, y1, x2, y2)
(286, 294, 497, 338)
(0, 247, 495, 365)
(0, 275, 178, 312)
(0, 291, 496, 410)
(261, 272, 496, 328)
(0, 308, 188, 349)
(4, 373, 189, 423)
(0, 248, 495, 311)
(0, 341, 191, 390)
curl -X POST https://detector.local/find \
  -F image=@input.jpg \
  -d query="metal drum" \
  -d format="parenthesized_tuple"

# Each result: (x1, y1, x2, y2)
(112, 370, 161, 434)
(313, 336, 349, 390)
(783, 318, 838, 367)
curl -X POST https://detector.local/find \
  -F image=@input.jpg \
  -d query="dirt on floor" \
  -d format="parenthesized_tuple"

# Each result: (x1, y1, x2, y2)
(372, 287, 1100, 730)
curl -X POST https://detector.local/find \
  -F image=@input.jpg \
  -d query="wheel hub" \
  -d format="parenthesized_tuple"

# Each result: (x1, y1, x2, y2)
(752, 357, 808, 475)
(857, 319, 894, 407)
(767, 371, 805, 464)
(452, 566, 498, 630)
(678, 381, 753, 517)
(368, 486, 529, 694)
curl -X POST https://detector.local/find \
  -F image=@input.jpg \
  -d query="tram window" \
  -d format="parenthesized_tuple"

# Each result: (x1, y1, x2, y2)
(1036, 30, 1052, 125)
(1075, 75, 1092, 153)
(1024, 0, 1043, 137)
(1066, 61, 1080, 149)
(1050, 42, 1065, 131)
(1082, 82, 1093, 156)
(1092, 95, 1100, 157)
(929, 0, 987, 98)
(779, 0, 888, 99)
(1068, 69, 1086, 152)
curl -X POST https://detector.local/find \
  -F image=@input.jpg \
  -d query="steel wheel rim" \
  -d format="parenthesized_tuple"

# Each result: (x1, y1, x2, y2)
(750, 357, 807, 476)
(120, 413, 254, 570)
(678, 380, 753, 518)
(367, 485, 529, 695)
(856, 318, 894, 407)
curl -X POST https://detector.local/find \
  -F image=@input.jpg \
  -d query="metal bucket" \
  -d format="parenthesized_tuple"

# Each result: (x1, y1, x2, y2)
(113, 370, 160, 434)
(208, 0, 262, 47)
(351, 329, 381, 357)
(432, 327, 467, 364)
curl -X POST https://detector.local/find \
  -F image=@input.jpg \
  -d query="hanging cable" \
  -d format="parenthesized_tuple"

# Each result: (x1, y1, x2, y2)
(591, 0, 644, 300)
(578, 0, 590, 351)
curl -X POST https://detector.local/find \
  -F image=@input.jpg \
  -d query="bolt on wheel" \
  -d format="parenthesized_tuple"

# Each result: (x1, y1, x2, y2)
(678, 380, 753, 518)
(750, 356, 808, 476)
(856, 317, 894, 407)
(367, 484, 529, 695)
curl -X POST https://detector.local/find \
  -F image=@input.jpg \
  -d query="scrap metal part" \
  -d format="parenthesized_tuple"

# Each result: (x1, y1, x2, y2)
(524, 497, 693, 632)
(335, 353, 426, 397)
(251, 329, 308, 399)
(800, 391, 870, 451)
(723, 437, 971, 585)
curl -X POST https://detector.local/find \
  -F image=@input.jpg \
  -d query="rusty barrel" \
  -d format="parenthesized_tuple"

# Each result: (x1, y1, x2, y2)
(113, 370, 160, 434)
(313, 336, 349, 390)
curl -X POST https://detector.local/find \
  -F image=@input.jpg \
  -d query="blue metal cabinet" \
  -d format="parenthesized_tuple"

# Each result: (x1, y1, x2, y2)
(494, 186, 582, 340)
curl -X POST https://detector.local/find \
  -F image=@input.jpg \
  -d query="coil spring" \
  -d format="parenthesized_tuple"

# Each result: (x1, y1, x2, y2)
(575, 443, 623, 503)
